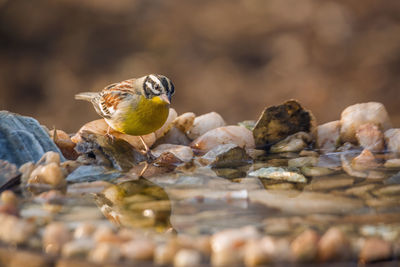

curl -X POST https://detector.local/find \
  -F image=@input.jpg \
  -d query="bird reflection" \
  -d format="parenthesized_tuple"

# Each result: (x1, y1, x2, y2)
(94, 178, 173, 233)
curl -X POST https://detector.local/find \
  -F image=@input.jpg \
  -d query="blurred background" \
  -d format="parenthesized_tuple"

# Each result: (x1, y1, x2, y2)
(0, 0, 399, 133)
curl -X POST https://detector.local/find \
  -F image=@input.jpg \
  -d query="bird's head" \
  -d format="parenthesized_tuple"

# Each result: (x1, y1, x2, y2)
(142, 74, 174, 104)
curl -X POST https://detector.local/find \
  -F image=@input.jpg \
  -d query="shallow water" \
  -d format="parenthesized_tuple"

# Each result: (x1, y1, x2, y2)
(12, 149, 400, 266)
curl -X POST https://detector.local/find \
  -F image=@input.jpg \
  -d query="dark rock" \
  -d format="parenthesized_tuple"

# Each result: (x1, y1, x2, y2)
(201, 144, 251, 168)
(75, 131, 146, 172)
(0, 160, 20, 191)
(212, 168, 246, 179)
(0, 111, 65, 166)
(252, 100, 314, 149)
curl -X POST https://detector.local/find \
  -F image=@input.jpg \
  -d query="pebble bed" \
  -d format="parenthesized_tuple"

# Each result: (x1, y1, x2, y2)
(0, 101, 399, 266)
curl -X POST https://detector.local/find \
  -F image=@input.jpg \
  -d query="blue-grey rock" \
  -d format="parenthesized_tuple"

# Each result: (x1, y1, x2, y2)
(0, 111, 65, 166)
(66, 165, 121, 183)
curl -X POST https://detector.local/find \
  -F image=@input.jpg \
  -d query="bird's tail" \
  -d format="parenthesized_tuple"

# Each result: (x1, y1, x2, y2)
(75, 92, 98, 101)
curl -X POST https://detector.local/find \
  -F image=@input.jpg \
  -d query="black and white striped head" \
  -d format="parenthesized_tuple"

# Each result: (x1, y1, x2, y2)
(142, 74, 175, 103)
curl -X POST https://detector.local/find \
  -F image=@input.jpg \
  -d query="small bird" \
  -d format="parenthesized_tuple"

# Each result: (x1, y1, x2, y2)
(75, 74, 175, 155)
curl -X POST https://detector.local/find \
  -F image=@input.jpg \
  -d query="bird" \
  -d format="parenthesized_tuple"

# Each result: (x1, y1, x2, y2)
(75, 74, 175, 157)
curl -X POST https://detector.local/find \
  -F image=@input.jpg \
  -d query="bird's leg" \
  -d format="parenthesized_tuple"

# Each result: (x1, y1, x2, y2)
(139, 162, 149, 177)
(139, 136, 155, 162)
(106, 126, 115, 142)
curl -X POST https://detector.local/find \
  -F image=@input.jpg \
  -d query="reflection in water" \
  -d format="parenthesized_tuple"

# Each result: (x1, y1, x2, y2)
(94, 178, 173, 233)
(94, 171, 279, 235)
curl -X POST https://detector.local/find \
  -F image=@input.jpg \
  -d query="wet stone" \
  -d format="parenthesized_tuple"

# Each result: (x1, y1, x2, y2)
(341, 152, 386, 179)
(316, 121, 341, 152)
(356, 123, 385, 152)
(200, 144, 251, 168)
(373, 184, 400, 196)
(384, 128, 400, 155)
(344, 184, 377, 197)
(253, 100, 314, 149)
(152, 144, 193, 162)
(305, 176, 354, 191)
(249, 167, 307, 183)
(212, 168, 246, 179)
(66, 165, 121, 183)
(269, 132, 312, 153)
(300, 166, 340, 177)
(249, 190, 364, 214)
(384, 158, 400, 168)
(262, 182, 296, 190)
(288, 156, 318, 168)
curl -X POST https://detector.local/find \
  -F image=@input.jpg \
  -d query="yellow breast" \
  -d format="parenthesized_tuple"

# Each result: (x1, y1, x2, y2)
(112, 95, 170, 136)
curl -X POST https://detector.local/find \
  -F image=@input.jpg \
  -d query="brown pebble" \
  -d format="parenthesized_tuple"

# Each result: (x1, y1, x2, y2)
(43, 222, 71, 255)
(318, 227, 351, 261)
(1, 190, 18, 206)
(359, 237, 392, 263)
(291, 229, 320, 262)
(51, 130, 79, 160)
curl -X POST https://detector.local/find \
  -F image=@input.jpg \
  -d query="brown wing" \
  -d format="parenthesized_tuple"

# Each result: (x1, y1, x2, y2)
(97, 79, 137, 119)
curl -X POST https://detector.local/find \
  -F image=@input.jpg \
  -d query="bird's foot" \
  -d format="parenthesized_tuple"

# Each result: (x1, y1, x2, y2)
(105, 133, 115, 143)
(105, 126, 116, 143)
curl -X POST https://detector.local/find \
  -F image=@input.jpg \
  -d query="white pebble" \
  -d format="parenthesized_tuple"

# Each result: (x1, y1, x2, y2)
(1, 190, 18, 206)
(43, 222, 71, 255)
(29, 162, 66, 187)
(121, 239, 155, 261)
(187, 112, 226, 140)
(191, 126, 255, 153)
(340, 102, 391, 143)
(73, 222, 96, 239)
(356, 123, 384, 152)
(61, 238, 95, 258)
(89, 243, 121, 263)
(384, 128, 400, 154)
(173, 112, 196, 133)
(152, 144, 194, 162)
(0, 213, 36, 245)
(316, 121, 340, 152)
(174, 249, 202, 267)
(211, 226, 259, 266)
(38, 151, 61, 165)
(154, 242, 179, 265)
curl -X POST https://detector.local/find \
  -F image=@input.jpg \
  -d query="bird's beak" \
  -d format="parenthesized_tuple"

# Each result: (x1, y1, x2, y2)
(160, 94, 170, 104)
